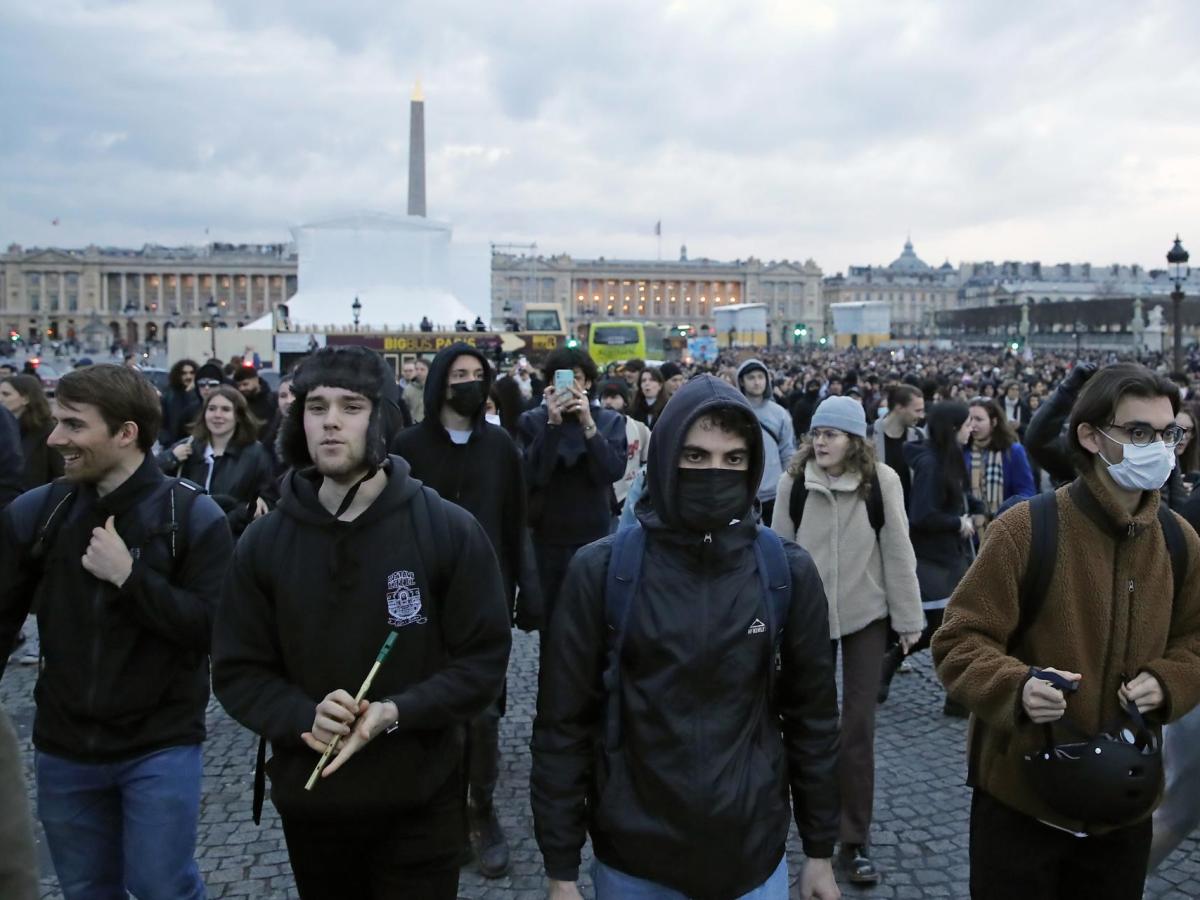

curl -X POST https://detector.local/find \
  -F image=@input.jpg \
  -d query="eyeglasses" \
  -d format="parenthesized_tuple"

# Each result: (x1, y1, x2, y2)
(809, 428, 847, 441)
(1101, 422, 1186, 448)
(197, 379, 221, 388)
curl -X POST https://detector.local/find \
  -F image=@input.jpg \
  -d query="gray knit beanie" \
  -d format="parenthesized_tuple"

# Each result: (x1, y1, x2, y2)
(810, 396, 867, 438)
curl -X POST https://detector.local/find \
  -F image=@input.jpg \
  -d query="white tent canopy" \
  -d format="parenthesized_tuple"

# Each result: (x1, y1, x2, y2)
(249, 211, 489, 330)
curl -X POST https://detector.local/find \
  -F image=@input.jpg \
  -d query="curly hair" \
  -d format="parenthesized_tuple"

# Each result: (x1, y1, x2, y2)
(786, 431, 878, 499)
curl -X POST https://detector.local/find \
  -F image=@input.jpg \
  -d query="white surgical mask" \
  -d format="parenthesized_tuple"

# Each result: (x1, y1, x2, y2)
(1098, 430, 1176, 492)
(485, 413, 502, 427)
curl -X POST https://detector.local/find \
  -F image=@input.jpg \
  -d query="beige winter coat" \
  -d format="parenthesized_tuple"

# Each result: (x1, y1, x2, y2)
(773, 461, 924, 640)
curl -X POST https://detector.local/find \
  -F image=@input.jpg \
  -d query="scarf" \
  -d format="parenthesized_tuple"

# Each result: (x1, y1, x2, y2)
(974, 448, 1006, 515)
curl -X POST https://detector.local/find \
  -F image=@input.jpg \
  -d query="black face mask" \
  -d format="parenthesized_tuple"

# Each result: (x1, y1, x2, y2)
(446, 380, 486, 417)
(676, 468, 750, 532)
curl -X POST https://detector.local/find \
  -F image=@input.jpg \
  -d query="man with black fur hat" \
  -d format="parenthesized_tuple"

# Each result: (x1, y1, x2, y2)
(391, 342, 535, 879)
(213, 345, 512, 900)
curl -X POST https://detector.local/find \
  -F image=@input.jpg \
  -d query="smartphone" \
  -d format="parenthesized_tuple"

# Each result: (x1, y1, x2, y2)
(554, 369, 576, 394)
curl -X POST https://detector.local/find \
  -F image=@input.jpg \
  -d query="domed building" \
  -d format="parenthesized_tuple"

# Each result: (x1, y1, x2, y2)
(822, 237, 962, 340)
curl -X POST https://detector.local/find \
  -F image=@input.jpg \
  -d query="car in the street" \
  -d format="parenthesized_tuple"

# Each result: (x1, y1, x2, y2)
(25, 359, 63, 395)
(139, 367, 170, 394)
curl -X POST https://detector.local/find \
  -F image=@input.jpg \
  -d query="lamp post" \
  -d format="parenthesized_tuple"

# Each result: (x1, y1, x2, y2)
(205, 297, 220, 359)
(1168, 235, 1190, 373)
(352, 296, 362, 331)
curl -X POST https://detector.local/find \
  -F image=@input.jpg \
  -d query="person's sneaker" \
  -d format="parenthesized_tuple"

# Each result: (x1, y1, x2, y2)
(469, 804, 510, 879)
(839, 844, 882, 886)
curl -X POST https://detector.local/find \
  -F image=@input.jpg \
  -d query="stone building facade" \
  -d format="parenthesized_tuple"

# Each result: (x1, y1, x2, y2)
(491, 246, 825, 342)
(0, 242, 298, 348)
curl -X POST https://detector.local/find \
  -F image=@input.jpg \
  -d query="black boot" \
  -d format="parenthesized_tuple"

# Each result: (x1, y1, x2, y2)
(468, 801, 510, 879)
(839, 843, 882, 886)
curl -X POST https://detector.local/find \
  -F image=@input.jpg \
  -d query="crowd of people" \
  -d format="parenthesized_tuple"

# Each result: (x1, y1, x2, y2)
(1, 337, 1199, 900)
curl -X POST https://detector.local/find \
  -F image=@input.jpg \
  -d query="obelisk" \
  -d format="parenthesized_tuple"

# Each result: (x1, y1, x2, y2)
(407, 80, 426, 217)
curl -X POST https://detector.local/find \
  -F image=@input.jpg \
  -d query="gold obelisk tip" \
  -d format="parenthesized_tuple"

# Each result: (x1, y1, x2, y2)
(412, 79, 424, 103)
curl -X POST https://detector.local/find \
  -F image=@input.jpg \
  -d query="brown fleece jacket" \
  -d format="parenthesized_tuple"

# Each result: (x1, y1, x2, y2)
(932, 465, 1200, 833)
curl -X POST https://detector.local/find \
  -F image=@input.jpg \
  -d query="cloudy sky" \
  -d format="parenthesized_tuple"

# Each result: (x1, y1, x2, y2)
(2, 0, 1199, 274)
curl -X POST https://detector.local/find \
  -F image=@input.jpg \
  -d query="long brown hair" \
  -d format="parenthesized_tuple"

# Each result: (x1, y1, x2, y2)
(969, 397, 1016, 452)
(2, 374, 52, 433)
(189, 385, 261, 450)
(787, 430, 878, 499)
(1178, 403, 1200, 474)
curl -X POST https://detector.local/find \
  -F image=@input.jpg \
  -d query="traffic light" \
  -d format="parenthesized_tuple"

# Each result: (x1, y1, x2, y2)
(566, 336, 579, 349)
(818, 336, 828, 346)
(8, 330, 17, 343)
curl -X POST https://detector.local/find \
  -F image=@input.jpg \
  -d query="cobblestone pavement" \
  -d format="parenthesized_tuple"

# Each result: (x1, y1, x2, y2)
(4, 632, 1197, 899)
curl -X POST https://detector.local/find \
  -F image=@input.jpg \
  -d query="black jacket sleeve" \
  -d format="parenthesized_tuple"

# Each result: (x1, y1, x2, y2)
(115, 495, 233, 653)
(212, 522, 321, 747)
(381, 506, 512, 731)
(518, 409, 562, 489)
(530, 540, 610, 882)
(1024, 364, 1095, 486)
(779, 543, 841, 859)
(0, 492, 43, 681)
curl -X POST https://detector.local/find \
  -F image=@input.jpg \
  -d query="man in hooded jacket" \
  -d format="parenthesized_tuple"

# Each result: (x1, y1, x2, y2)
(532, 374, 842, 900)
(212, 345, 512, 899)
(391, 341, 536, 878)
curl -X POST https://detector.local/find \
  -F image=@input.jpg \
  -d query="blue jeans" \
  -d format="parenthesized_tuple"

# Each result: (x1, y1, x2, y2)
(36, 744, 205, 900)
(592, 855, 788, 900)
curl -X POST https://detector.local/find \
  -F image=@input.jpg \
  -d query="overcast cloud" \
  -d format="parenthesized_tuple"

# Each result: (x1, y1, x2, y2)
(2, 0, 1199, 273)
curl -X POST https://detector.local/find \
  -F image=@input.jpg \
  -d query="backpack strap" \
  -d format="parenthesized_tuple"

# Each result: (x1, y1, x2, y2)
(142, 478, 202, 575)
(602, 525, 646, 752)
(29, 480, 77, 564)
(1158, 505, 1187, 601)
(753, 526, 792, 708)
(787, 478, 808, 534)
(410, 484, 453, 595)
(1009, 491, 1058, 653)
(866, 473, 885, 540)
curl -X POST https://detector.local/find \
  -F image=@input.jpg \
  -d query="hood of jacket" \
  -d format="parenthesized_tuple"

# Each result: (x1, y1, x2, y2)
(642, 374, 764, 533)
(421, 342, 494, 434)
(903, 440, 941, 468)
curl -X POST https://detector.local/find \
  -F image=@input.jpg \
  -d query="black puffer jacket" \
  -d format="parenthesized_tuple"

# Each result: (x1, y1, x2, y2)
(531, 375, 840, 899)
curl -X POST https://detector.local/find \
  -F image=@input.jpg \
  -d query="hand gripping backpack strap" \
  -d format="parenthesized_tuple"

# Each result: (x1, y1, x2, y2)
(753, 526, 792, 708)
(603, 525, 645, 752)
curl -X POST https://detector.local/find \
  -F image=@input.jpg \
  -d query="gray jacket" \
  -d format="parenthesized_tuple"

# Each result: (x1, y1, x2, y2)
(735, 359, 795, 504)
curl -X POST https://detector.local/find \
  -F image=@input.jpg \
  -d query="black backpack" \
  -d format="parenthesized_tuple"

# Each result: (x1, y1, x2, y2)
(787, 471, 885, 540)
(966, 490, 1187, 785)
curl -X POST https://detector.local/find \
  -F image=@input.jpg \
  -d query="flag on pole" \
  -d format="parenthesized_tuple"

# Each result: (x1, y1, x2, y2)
(654, 220, 661, 236)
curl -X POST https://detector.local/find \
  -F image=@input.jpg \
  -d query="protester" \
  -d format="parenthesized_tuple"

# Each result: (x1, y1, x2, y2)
(0, 364, 233, 899)
(630, 366, 668, 429)
(599, 380, 651, 521)
(0, 707, 38, 900)
(233, 364, 276, 423)
(790, 376, 824, 438)
(158, 385, 277, 537)
(659, 360, 685, 394)
(904, 401, 983, 714)
(965, 396, 1036, 521)
(391, 342, 538, 878)
(402, 357, 428, 423)
(0, 406, 23, 510)
(212, 345, 512, 899)
(517, 348, 626, 624)
(621, 357, 645, 391)
(260, 372, 294, 474)
(934, 363, 1200, 900)
(159, 358, 201, 447)
(194, 361, 226, 402)
(871, 383, 925, 508)
(532, 374, 841, 900)
(737, 358, 796, 525)
(771, 395, 923, 885)
(0, 374, 63, 490)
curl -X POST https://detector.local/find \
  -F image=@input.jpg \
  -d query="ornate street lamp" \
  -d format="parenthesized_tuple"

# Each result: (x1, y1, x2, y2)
(1168, 236, 1190, 373)
(205, 297, 220, 358)
(352, 296, 362, 331)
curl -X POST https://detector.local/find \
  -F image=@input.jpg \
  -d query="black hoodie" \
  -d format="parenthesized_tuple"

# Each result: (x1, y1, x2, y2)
(531, 375, 840, 899)
(212, 455, 512, 819)
(391, 344, 529, 607)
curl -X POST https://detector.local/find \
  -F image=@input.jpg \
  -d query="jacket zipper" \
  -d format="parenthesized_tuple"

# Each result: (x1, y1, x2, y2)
(85, 583, 104, 753)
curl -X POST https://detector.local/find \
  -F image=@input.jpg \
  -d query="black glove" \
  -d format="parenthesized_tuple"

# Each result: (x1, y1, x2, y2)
(1062, 362, 1097, 395)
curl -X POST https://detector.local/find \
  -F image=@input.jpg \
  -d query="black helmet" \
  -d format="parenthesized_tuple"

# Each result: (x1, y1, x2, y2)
(1023, 678, 1161, 828)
